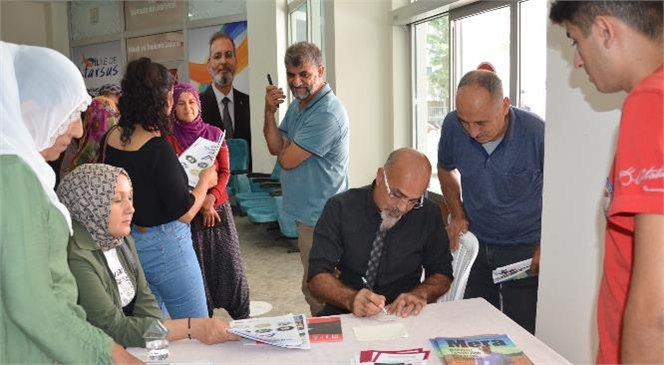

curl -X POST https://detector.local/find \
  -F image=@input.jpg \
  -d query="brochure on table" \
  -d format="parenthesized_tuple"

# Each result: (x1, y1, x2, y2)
(230, 313, 311, 350)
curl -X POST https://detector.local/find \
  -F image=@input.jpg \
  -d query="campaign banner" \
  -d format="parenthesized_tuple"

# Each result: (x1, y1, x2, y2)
(187, 21, 248, 94)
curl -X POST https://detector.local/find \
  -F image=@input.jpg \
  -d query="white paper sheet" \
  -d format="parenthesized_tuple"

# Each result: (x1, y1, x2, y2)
(352, 322, 408, 341)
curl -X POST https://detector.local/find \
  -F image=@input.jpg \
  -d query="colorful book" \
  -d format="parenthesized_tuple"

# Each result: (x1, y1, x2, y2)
(307, 316, 343, 343)
(429, 334, 533, 365)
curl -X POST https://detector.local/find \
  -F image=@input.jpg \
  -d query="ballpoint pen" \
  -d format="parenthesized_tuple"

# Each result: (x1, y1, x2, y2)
(361, 276, 388, 316)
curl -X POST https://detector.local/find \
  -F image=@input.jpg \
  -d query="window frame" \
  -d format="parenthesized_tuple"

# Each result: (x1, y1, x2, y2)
(394, 0, 540, 195)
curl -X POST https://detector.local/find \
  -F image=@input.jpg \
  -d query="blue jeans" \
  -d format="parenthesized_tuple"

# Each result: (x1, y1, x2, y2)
(131, 221, 208, 319)
(463, 243, 539, 334)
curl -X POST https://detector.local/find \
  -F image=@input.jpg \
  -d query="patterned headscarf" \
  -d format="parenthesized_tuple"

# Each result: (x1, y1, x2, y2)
(67, 96, 120, 171)
(170, 83, 222, 149)
(57, 163, 130, 252)
(98, 83, 122, 98)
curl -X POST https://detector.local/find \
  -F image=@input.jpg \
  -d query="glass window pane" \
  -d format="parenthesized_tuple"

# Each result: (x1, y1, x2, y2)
(519, 0, 547, 118)
(124, 1, 184, 32)
(69, 1, 121, 41)
(289, 2, 307, 44)
(452, 6, 510, 100)
(310, 0, 323, 51)
(188, 0, 246, 21)
(414, 15, 450, 193)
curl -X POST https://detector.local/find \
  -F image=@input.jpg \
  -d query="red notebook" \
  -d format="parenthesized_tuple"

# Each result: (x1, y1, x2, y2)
(307, 316, 343, 343)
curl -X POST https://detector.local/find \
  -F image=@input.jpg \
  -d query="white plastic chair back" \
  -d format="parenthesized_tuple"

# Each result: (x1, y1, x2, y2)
(437, 231, 479, 302)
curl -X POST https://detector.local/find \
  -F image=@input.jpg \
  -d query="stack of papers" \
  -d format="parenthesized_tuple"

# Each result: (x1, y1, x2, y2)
(351, 348, 429, 365)
(229, 313, 311, 350)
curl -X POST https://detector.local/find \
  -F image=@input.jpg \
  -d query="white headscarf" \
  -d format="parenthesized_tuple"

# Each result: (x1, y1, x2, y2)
(0, 41, 91, 232)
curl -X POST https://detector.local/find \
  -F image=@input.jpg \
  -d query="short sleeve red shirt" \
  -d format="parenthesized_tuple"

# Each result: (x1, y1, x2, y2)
(597, 65, 664, 364)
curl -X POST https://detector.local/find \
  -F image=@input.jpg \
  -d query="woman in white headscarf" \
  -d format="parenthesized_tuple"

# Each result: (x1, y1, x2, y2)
(0, 41, 140, 364)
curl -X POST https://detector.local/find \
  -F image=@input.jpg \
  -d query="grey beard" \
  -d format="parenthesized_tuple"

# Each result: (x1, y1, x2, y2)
(380, 209, 402, 232)
(213, 73, 233, 87)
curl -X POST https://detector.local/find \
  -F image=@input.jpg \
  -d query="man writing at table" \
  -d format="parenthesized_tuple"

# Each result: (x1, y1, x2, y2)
(308, 148, 454, 317)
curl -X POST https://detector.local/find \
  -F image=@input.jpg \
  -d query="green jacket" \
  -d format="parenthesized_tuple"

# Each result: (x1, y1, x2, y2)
(0, 155, 113, 364)
(67, 220, 163, 348)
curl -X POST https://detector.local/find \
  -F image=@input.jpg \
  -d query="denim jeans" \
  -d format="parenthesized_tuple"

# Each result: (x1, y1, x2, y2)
(463, 243, 539, 334)
(131, 220, 208, 319)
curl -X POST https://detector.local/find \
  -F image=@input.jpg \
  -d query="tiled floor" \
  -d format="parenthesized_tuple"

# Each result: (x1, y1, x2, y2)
(213, 214, 310, 321)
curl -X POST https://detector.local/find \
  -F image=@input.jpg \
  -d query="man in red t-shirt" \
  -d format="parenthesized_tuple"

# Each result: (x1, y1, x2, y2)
(550, 2, 663, 364)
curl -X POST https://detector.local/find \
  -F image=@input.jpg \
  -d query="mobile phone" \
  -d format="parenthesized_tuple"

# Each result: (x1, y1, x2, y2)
(267, 74, 278, 108)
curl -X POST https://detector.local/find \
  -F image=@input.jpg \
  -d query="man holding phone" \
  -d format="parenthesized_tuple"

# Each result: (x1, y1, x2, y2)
(264, 42, 350, 316)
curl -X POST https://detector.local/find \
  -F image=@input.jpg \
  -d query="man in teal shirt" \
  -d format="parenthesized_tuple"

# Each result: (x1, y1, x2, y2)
(264, 42, 349, 316)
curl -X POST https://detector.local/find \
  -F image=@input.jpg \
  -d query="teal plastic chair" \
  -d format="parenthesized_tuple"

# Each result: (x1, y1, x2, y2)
(246, 192, 279, 224)
(275, 195, 297, 239)
(226, 138, 251, 198)
(235, 162, 281, 205)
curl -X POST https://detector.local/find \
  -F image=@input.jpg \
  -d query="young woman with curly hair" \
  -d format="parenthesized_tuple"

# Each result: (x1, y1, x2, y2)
(102, 57, 217, 319)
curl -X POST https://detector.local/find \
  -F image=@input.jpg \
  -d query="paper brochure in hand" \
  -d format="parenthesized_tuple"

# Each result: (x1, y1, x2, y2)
(492, 258, 535, 284)
(178, 131, 225, 187)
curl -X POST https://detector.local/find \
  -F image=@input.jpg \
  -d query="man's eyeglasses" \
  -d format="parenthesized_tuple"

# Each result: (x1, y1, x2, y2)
(382, 169, 424, 210)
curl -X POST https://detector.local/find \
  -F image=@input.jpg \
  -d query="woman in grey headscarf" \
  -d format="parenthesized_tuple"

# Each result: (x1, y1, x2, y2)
(58, 163, 239, 348)
(0, 41, 140, 364)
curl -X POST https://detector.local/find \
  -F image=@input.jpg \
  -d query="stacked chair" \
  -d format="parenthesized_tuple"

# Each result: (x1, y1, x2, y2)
(436, 231, 479, 302)
(226, 138, 251, 199)
(235, 163, 282, 215)
(225, 152, 297, 241)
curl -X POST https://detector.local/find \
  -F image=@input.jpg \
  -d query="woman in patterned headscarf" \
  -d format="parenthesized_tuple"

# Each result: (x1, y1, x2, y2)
(58, 163, 239, 348)
(60, 96, 120, 180)
(98, 83, 122, 106)
(167, 83, 250, 319)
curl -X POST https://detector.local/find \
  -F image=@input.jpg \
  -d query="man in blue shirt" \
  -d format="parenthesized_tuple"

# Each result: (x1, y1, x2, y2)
(438, 70, 544, 334)
(264, 42, 349, 316)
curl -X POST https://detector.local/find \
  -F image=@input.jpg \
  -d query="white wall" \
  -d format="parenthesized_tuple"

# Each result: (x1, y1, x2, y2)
(0, 1, 69, 54)
(245, 0, 286, 174)
(536, 16, 624, 364)
(324, 0, 404, 187)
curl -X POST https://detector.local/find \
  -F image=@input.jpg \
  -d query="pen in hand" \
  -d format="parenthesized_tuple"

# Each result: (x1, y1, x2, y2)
(361, 276, 388, 316)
